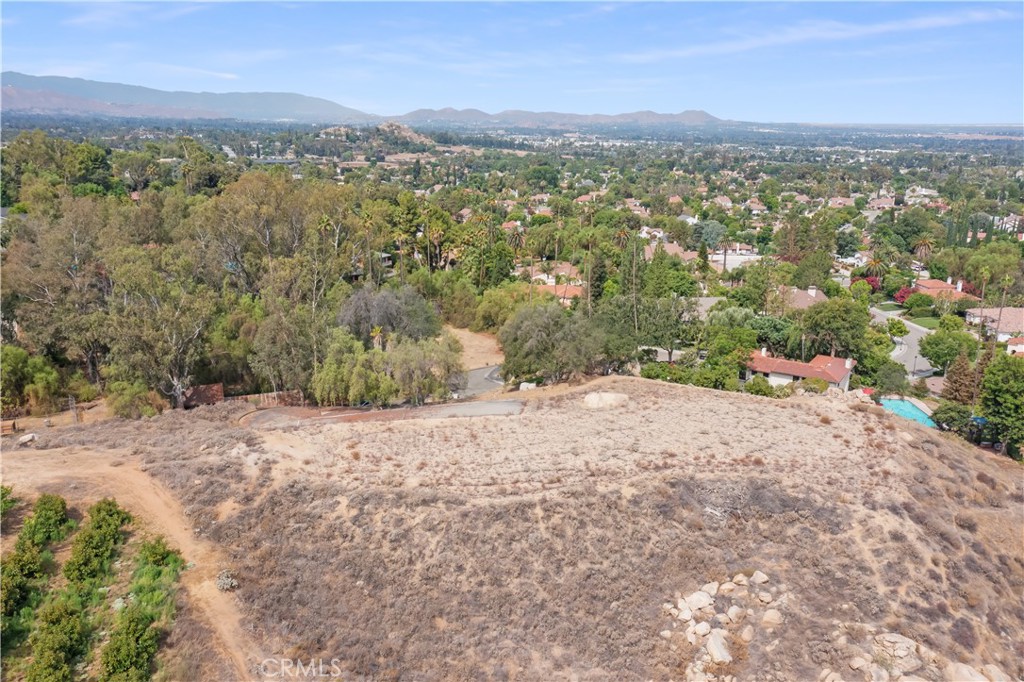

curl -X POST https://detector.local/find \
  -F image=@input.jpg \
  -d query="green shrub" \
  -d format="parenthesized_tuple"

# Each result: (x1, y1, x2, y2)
(67, 372, 100, 403)
(1, 485, 16, 518)
(640, 362, 692, 384)
(99, 605, 159, 682)
(796, 378, 829, 394)
(98, 538, 184, 682)
(135, 537, 183, 570)
(774, 383, 795, 399)
(744, 375, 775, 397)
(63, 499, 132, 584)
(1, 542, 43, 619)
(25, 598, 86, 682)
(106, 381, 167, 420)
(21, 494, 73, 546)
(910, 378, 930, 399)
(903, 292, 934, 309)
(906, 306, 934, 319)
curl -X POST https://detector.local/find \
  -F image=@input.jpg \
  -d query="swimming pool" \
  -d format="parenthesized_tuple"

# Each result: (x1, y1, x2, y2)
(880, 398, 936, 428)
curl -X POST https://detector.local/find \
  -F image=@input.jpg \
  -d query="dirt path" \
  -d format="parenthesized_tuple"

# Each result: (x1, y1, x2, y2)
(444, 325, 504, 370)
(1, 446, 261, 680)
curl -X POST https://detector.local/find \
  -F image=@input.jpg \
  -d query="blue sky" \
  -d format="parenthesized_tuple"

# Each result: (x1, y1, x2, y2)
(2, 2, 1021, 124)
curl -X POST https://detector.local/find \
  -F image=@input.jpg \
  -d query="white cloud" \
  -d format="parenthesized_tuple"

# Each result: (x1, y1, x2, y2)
(618, 8, 1012, 63)
(62, 4, 139, 28)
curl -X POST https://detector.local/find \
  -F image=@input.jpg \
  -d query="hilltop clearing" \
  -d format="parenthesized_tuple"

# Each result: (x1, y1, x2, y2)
(3, 377, 1021, 681)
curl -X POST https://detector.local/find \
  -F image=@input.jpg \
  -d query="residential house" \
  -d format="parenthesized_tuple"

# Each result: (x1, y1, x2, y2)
(906, 186, 939, 205)
(639, 225, 666, 242)
(693, 297, 725, 318)
(964, 307, 1024, 342)
(867, 197, 894, 210)
(643, 242, 691, 261)
(534, 284, 584, 307)
(712, 195, 733, 209)
(744, 349, 856, 391)
(1007, 337, 1024, 355)
(668, 195, 683, 205)
(995, 214, 1022, 232)
(828, 197, 856, 208)
(515, 261, 582, 287)
(913, 278, 980, 303)
(745, 197, 767, 214)
(779, 285, 826, 311)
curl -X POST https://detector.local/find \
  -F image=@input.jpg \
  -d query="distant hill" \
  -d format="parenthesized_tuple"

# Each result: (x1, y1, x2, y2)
(1, 71, 720, 128)
(1, 72, 377, 124)
(398, 107, 721, 128)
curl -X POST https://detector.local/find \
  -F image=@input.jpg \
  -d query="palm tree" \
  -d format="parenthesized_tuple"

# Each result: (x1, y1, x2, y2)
(506, 225, 525, 256)
(613, 225, 630, 251)
(507, 226, 529, 299)
(912, 235, 934, 262)
(864, 257, 888, 278)
(371, 325, 384, 350)
(994, 275, 1013, 342)
(392, 227, 408, 284)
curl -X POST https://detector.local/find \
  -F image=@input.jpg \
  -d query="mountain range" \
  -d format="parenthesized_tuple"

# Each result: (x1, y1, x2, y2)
(1, 72, 720, 128)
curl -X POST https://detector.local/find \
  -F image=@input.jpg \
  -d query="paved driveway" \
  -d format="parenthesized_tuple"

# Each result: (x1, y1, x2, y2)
(461, 366, 503, 398)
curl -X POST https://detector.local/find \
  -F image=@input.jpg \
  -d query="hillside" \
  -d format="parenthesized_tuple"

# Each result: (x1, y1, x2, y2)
(1, 71, 377, 123)
(1, 72, 719, 128)
(4, 377, 1021, 681)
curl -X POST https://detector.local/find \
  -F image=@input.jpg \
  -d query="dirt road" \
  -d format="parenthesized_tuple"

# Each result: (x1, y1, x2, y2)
(1, 445, 262, 680)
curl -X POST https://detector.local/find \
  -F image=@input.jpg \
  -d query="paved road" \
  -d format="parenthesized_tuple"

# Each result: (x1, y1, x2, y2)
(461, 366, 503, 398)
(870, 306, 935, 378)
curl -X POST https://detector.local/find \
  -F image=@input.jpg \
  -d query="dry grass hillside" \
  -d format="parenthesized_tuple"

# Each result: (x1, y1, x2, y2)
(5, 377, 1023, 681)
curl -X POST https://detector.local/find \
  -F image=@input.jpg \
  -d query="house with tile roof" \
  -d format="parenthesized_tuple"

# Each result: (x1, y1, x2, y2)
(964, 307, 1024, 342)
(744, 349, 856, 391)
(913, 278, 980, 303)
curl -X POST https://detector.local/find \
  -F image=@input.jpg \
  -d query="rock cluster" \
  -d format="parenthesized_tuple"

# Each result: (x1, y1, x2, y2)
(659, 569, 792, 682)
(660, 572, 1015, 682)
(216, 569, 239, 591)
(814, 622, 1014, 682)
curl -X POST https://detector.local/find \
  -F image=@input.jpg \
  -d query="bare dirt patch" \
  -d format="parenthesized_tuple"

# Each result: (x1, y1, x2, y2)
(445, 325, 504, 370)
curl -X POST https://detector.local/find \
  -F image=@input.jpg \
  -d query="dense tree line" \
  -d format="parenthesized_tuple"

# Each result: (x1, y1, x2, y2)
(1, 127, 1022, 425)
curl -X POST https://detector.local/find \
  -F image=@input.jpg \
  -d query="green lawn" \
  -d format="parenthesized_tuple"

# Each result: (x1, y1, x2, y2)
(910, 317, 940, 329)
(877, 303, 903, 312)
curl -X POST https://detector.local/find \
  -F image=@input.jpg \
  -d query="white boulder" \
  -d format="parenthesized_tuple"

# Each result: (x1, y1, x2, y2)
(582, 392, 629, 409)
(706, 629, 732, 664)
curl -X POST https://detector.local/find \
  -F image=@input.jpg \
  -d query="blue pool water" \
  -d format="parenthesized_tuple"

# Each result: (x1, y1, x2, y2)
(880, 398, 936, 428)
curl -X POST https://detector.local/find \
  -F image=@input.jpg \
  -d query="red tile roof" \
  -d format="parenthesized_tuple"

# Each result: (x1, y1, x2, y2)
(913, 279, 979, 302)
(747, 351, 855, 384)
(535, 284, 584, 305)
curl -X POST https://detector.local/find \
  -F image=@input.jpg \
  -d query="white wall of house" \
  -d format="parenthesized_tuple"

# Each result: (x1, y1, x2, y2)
(744, 370, 851, 391)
